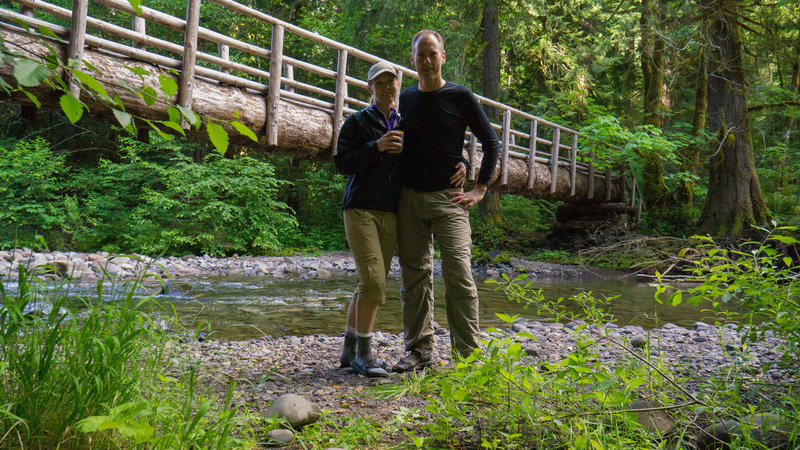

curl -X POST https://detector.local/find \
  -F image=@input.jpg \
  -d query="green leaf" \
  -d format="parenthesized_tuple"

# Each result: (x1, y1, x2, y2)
(177, 105, 199, 127)
(670, 291, 683, 307)
(231, 120, 258, 142)
(145, 120, 173, 141)
(37, 25, 59, 39)
(206, 122, 229, 153)
(112, 109, 132, 129)
(128, 0, 143, 16)
(158, 74, 178, 99)
(140, 86, 157, 106)
(769, 235, 799, 245)
(166, 106, 181, 123)
(59, 94, 84, 123)
(159, 120, 186, 136)
(21, 90, 41, 108)
(13, 59, 49, 87)
(71, 70, 110, 101)
(82, 60, 101, 74)
(112, 93, 125, 109)
(125, 65, 150, 78)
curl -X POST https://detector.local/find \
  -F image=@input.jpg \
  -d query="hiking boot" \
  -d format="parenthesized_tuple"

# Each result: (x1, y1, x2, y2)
(351, 354, 389, 378)
(339, 332, 356, 368)
(391, 349, 433, 373)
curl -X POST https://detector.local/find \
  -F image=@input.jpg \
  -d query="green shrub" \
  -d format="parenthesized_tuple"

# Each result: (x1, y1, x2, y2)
(657, 226, 800, 372)
(68, 137, 296, 255)
(0, 137, 69, 246)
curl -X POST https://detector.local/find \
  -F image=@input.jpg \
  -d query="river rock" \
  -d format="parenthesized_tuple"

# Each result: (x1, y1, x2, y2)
(266, 428, 294, 446)
(629, 400, 674, 436)
(696, 413, 796, 449)
(264, 394, 321, 428)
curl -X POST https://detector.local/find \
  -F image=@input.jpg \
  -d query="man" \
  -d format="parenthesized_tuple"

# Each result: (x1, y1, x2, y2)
(393, 29, 501, 372)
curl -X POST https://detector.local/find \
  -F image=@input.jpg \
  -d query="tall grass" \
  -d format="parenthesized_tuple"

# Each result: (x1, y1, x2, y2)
(0, 266, 259, 449)
(0, 267, 169, 448)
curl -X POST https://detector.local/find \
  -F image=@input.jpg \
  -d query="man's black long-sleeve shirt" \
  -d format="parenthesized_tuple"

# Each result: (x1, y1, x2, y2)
(398, 81, 500, 191)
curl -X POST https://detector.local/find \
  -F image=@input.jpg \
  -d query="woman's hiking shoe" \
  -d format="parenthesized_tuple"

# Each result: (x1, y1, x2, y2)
(351, 355, 389, 378)
(341, 353, 387, 369)
(391, 349, 433, 373)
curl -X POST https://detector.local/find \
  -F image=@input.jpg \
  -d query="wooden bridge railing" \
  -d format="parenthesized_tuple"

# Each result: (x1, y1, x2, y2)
(0, 0, 635, 204)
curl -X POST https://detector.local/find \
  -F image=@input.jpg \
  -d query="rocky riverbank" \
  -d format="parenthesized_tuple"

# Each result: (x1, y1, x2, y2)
(182, 319, 795, 448)
(0, 248, 615, 283)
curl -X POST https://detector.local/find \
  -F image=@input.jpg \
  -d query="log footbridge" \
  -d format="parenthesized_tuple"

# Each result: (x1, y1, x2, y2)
(0, 0, 642, 226)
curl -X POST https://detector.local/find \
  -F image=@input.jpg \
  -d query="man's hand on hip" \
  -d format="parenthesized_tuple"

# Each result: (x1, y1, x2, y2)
(450, 184, 488, 210)
(449, 162, 467, 187)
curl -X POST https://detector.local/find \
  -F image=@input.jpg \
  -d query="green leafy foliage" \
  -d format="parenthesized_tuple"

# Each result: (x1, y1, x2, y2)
(0, 137, 68, 245)
(67, 137, 296, 256)
(656, 226, 800, 371)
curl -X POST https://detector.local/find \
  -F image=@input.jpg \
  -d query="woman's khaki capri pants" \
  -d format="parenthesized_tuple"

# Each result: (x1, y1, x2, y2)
(343, 208, 397, 305)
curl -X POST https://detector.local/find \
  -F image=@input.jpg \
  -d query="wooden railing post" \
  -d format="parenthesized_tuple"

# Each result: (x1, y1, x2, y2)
(19, 2, 33, 17)
(218, 43, 229, 74)
(569, 132, 578, 197)
(527, 119, 538, 189)
(132, 15, 146, 50)
(284, 64, 294, 92)
(500, 109, 510, 186)
(330, 48, 348, 154)
(549, 128, 561, 194)
(266, 23, 284, 146)
(394, 68, 403, 109)
(468, 134, 478, 181)
(178, 0, 201, 127)
(67, 0, 89, 98)
(587, 153, 595, 199)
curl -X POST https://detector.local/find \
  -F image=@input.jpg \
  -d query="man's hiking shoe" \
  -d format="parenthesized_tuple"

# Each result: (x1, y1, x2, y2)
(391, 350, 433, 373)
(351, 355, 389, 378)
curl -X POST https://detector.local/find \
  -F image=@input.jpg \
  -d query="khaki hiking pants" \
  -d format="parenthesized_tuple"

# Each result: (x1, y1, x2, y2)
(397, 187, 480, 356)
(343, 209, 397, 305)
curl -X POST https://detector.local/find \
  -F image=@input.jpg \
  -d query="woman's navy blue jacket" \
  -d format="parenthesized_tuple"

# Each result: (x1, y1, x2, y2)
(333, 107, 401, 213)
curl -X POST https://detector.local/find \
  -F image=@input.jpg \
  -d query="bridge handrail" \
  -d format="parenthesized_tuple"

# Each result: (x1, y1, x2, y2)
(1, 0, 627, 200)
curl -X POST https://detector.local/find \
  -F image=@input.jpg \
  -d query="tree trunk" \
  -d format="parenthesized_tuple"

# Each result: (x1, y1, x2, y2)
(698, 0, 769, 236)
(675, 47, 707, 208)
(479, 0, 503, 223)
(639, 0, 670, 212)
(779, 31, 800, 189)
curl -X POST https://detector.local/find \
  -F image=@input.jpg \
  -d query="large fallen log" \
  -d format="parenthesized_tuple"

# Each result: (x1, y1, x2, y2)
(0, 25, 625, 202)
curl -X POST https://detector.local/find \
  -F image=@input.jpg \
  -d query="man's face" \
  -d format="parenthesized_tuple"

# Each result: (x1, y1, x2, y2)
(411, 34, 445, 84)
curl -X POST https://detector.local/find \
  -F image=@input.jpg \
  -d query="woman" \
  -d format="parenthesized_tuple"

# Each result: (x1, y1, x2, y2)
(333, 61, 404, 378)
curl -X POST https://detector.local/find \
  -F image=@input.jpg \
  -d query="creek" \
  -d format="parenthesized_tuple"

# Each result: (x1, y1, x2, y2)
(147, 274, 709, 340)
(4, 274, 714, 341)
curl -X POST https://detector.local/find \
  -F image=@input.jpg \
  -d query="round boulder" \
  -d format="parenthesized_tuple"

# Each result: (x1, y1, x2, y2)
(264, 394, 321, 428)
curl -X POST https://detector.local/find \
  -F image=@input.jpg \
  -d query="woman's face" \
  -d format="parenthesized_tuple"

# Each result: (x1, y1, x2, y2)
(369, 72, 398, 106)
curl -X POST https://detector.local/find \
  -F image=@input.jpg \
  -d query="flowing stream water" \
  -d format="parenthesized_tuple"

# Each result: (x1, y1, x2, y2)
(4, 274, 713, 341)
(147, 274, 710, 340)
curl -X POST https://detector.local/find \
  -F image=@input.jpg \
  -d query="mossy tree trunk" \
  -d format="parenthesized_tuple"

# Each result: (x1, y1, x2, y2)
(675, 47, 707, 209)
(698, 0, 769, 236)
(479, 0, 504, 224)
(779, 31, 800, 189)
(639, 0, 671, 212)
